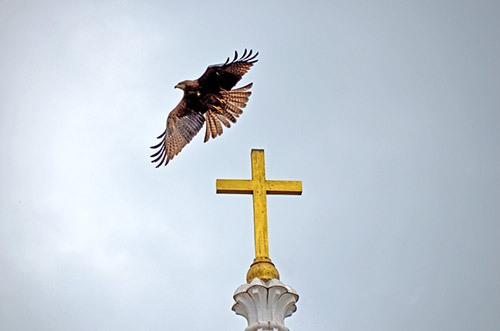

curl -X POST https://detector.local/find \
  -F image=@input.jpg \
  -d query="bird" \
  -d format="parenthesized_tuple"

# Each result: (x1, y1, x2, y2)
(151, 49, 258, 167)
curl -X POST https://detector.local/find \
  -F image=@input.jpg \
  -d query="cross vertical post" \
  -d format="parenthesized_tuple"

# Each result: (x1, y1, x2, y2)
(216, 149, 302, 283)
(251, 149, 269, 259)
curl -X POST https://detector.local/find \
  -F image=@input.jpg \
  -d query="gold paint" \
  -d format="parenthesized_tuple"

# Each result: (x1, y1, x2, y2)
(216, 149, 302, 283)
(246, 257, 280, 284)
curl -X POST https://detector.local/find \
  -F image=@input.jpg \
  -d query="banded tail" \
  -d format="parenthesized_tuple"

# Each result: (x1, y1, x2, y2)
(204, 83, 253, 142)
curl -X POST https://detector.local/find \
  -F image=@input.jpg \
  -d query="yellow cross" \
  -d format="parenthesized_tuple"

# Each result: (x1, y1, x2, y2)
(216, 149, 302, 282)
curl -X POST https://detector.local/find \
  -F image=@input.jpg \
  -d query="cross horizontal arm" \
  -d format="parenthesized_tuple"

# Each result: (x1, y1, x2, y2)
(266, 180, 302, 195)
(216, 179, 253, 194)
(217, 179, 302, 195)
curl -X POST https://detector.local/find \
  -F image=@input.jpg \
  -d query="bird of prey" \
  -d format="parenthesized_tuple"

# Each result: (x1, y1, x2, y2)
(151, 49, 258, 167)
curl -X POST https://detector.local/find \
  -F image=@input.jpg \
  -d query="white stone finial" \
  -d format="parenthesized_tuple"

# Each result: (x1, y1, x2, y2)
(232, 278, 299, 331)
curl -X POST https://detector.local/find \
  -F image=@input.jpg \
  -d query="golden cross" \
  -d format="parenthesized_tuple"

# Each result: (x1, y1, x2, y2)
(216, 149, 302, 282)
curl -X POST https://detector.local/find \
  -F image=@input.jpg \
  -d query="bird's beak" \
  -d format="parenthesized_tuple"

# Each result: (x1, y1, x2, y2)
(174, 84, 180, 89)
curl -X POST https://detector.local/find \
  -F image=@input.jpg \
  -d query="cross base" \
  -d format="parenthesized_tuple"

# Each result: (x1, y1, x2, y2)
(233, 278, 299, 331)
(246, 257, 280, 283)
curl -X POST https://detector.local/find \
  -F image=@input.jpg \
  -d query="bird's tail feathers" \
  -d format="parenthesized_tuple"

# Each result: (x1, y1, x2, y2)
(203, 83, 253, 143)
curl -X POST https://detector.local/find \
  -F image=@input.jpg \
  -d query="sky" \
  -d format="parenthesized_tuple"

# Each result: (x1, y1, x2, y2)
(1, 0, 500, 330)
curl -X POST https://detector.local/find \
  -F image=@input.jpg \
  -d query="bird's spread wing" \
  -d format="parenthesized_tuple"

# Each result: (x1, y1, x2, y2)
(150, 100, 205, 167)
(203, 83, 253, 142)
(198, 49, 258, 91)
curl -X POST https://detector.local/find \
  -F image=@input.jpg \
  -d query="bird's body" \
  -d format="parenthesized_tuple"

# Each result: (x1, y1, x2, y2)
(151, 50, 258, 167)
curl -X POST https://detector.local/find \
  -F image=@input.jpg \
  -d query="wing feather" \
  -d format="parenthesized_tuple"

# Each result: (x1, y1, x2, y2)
(215, 112, 231, 128)
(151, 99, 205, 167)
(203, 109, 229, 142)
(197, 50, 258, 91)
(204, 116, 212, 143)
(208, 112, 218, 139)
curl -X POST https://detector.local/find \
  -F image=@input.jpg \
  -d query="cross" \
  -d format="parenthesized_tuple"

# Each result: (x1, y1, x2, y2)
(216, 149, 302, 282)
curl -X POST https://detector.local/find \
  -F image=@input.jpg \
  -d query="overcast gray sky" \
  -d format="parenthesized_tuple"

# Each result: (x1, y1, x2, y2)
(1, 0, 500, 330)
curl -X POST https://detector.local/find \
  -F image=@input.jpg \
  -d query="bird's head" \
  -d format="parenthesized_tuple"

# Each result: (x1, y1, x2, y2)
(174, 81, 186, 90)
(175, 80, 198, 91)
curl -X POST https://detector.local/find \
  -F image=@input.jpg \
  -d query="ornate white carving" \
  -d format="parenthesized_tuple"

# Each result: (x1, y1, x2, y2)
(232, 278, 299, 331)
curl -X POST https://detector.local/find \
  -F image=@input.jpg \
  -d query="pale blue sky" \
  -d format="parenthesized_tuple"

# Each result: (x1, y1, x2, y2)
(1, 1, 500, 330)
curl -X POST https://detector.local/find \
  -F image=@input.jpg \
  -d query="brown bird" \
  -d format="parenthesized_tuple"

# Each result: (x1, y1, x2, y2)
(151, 49, 258, 167)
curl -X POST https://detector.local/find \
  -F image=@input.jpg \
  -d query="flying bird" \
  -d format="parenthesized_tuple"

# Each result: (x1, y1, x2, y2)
(151, 49, 258, 167)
